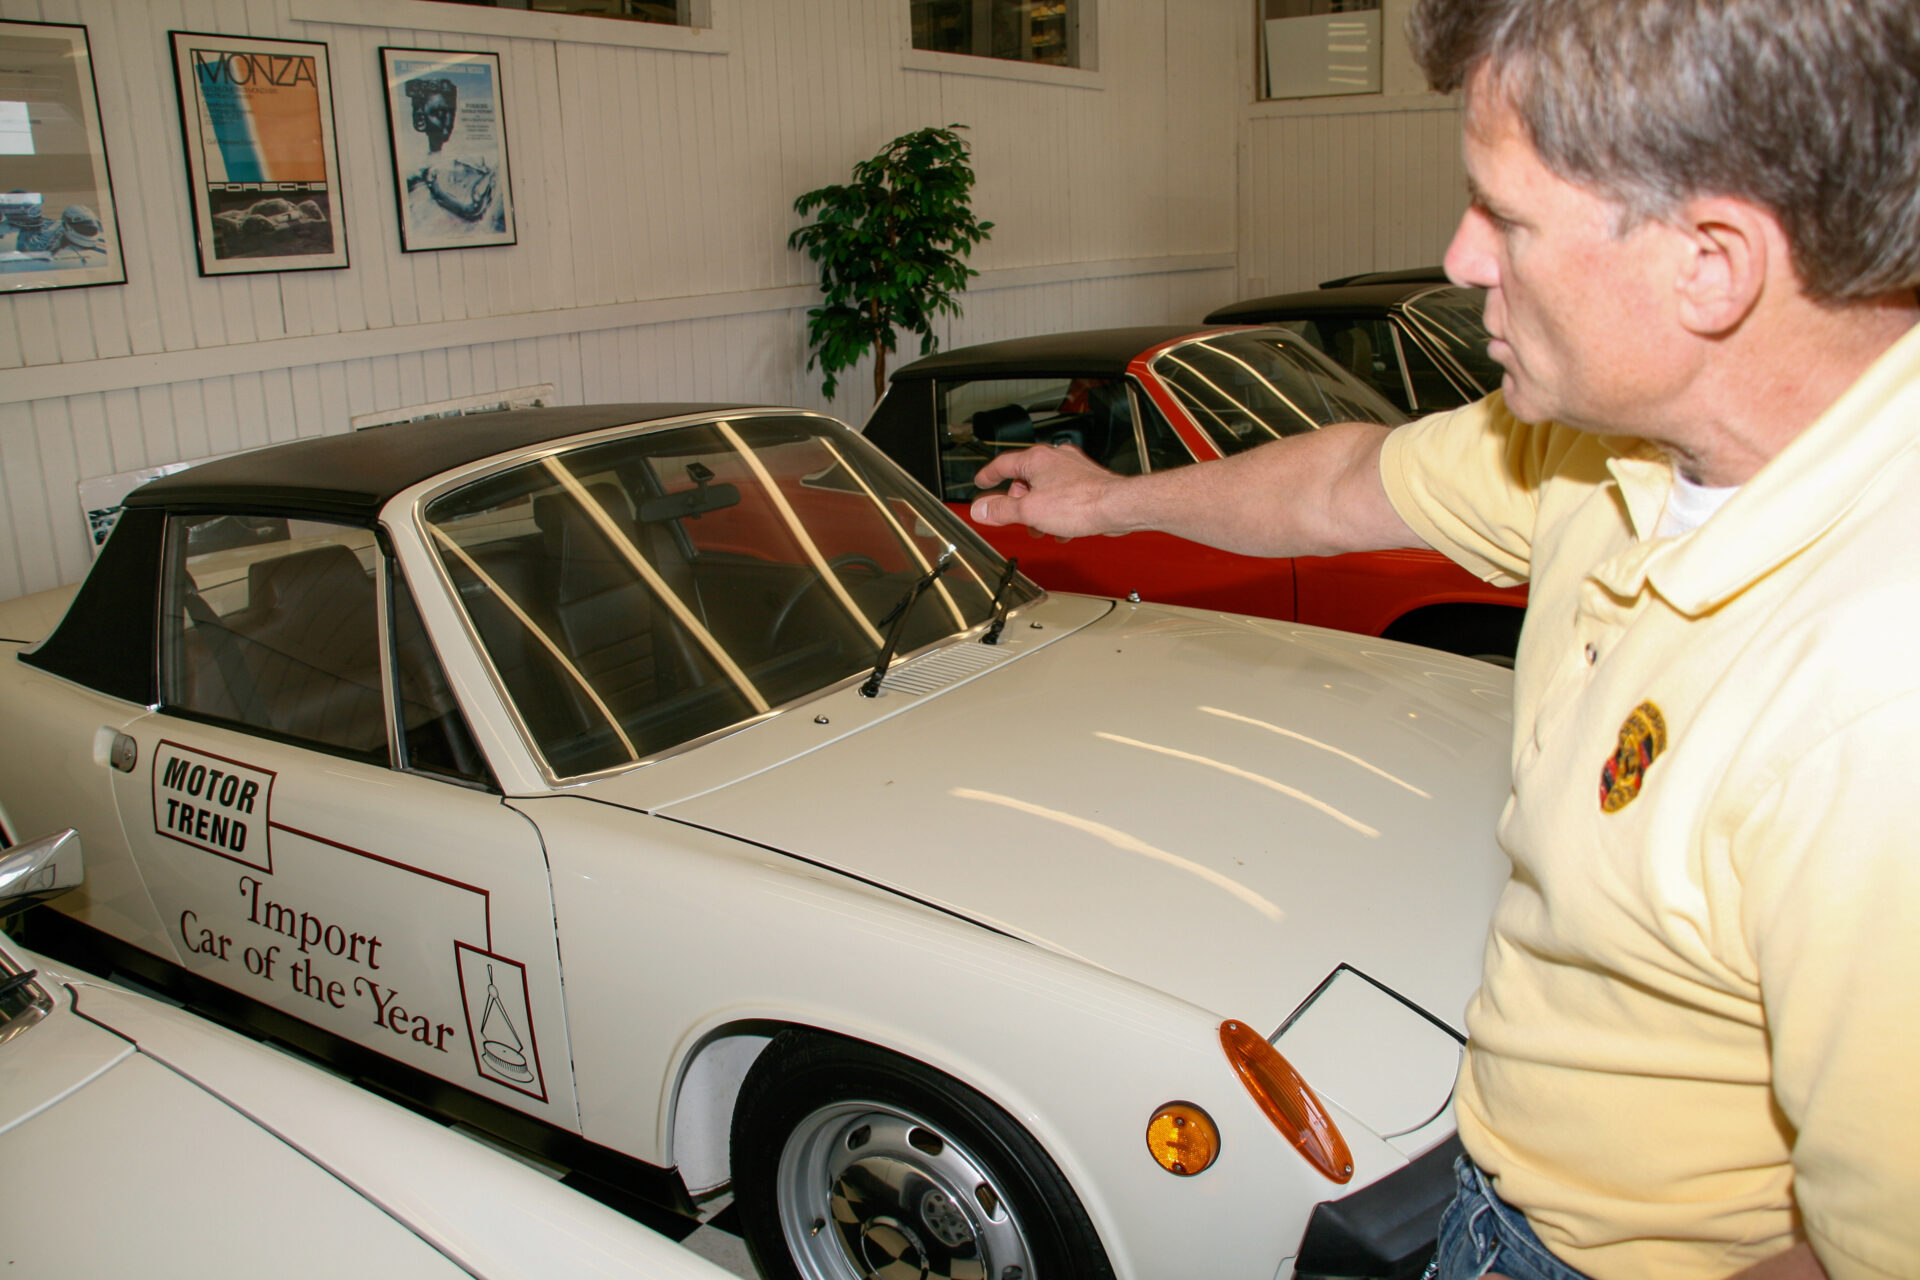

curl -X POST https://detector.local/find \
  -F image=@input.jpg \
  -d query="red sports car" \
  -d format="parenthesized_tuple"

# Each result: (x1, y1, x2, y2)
(863, 324, 1526, 660)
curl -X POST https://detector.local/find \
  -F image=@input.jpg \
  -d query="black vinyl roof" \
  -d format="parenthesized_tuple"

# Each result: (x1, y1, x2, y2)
(1317, 265, 1449, 288)
(1205, 282, 1453, 326)
(125, 403, 758, 521)
(889, 326, 1240, 382)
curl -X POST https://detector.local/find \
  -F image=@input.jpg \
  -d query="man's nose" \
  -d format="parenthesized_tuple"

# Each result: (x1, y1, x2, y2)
(1443, 208, 1498, 290)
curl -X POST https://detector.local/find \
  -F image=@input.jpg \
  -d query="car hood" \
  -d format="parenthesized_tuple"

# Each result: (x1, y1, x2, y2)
(650, 601, 1514, 1035)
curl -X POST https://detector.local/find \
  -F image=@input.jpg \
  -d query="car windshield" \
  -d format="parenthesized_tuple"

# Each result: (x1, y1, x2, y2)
(1147, 329, 1407, 456)
(422, 414, 1034, 779)
(1402, 286, 1500, 393)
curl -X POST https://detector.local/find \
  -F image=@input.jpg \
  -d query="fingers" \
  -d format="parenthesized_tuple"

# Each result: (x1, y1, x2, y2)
(968, 445, 1116, 535)
(970, 450, 1027, 491)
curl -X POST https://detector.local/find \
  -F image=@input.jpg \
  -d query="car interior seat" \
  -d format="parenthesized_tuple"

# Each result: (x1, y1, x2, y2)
(971, 404, 1035, 448)
(1333, 325, 1375, 383)
(233, 543, 386, 754)
(534, 483, 702, 730)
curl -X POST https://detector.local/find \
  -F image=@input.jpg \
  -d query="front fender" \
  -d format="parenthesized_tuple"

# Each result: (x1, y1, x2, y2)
(519, 795, 1422, 1280)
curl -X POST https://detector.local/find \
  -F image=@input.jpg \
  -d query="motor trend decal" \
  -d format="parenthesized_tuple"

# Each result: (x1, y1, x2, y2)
(152, 742, 548, 1102)
(152, 741, 273, 871)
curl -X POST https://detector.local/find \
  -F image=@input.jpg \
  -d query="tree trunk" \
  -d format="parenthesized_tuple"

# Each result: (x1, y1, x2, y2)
(869, 295, 891, 405)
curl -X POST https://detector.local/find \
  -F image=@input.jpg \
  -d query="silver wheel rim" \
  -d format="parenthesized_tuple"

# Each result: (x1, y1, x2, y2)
(775, 1099, 1036, 1280)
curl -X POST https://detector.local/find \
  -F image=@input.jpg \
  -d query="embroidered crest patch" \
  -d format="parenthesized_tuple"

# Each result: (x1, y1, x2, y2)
(1600, 701, 1667, 813)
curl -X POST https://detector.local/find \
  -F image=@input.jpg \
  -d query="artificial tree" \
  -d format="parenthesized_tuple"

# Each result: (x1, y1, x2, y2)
(789, 125, 994, 403)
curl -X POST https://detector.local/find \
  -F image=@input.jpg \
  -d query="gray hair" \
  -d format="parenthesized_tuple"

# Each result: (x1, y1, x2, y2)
(1408, 0, 1920, 301)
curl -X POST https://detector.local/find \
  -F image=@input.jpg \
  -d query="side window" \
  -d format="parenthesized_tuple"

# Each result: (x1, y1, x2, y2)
(1133, 392, 1199, 474)
(1395, 321, 1469, 412)
(388, 565, 492, 788)
(161, 515, 389, 765)
(1312, 316, 1409, 411)
(936, 376, 1139, 496)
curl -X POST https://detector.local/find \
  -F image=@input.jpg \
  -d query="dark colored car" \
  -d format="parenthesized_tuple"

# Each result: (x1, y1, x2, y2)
(1206, 279, 1498, 416)
(864, 324, 1526, 660)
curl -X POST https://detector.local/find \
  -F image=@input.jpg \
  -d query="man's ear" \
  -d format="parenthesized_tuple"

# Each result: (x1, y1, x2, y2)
(1672, 197, 1776, 337)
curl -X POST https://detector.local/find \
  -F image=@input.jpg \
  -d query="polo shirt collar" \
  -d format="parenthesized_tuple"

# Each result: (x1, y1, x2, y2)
(1592, 320, 1920, 617)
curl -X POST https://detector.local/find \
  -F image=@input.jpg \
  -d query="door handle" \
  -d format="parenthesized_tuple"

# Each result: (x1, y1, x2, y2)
(93, 727, 138, 773)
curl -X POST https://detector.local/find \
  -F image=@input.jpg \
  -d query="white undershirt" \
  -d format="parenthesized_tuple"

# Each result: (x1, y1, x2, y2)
(1654, 471, 1741, 538)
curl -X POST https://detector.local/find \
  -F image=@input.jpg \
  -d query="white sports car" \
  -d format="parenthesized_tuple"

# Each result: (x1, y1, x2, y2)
(0, 830, 733, 1280)
(0, 405, 1512, 1280)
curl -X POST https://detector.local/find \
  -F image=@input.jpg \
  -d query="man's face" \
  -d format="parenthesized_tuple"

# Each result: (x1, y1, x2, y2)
(414, 92, 454, 144)
(1443, 75, 1686, 433)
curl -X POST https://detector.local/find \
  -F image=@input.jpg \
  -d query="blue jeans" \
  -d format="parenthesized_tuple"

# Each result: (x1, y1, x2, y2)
(1425, 1156, 1592, 1280)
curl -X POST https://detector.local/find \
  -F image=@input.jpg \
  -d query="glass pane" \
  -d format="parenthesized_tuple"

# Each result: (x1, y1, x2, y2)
(418, 0, 690, 25)
(1306, 315, 1409, 411)
(389, 566, 491, 786)
(1149, 329, 1406, 456)
(1135, 392, 1199, 473)
(1260, 0, 1381, 99)
(1395, 322, 1473, 412)
(424, 416, 1032, 778)
(163, 517, 389, 764)
(912, 1, 1078, 66)
(1402, 286, 1500, 394)
(937, 376, 1137, 496)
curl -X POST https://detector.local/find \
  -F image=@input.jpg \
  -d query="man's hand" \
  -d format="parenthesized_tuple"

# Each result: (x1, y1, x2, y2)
(970, 444, 1132, 540)
(970, 422, 1422, 561)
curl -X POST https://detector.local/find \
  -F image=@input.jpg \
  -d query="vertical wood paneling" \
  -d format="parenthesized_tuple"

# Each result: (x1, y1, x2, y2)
(4, 0, 1455, 599)
(1239, 102, 1465, 299)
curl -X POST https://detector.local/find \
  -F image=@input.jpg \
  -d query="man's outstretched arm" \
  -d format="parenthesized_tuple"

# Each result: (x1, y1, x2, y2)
(968, 421, 1426, 559)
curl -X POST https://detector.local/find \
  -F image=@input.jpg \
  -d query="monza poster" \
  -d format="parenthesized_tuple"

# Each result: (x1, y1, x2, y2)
(380, 48, 516, 252)
(170, 32, 348, 275)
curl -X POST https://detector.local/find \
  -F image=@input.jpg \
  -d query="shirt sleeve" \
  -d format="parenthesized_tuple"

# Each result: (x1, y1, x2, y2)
(1377, 393, 1568, 587)
(1735, 691, 1920, 1279)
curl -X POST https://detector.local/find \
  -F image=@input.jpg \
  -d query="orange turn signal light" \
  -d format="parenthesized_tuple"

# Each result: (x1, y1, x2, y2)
(1145, 1101, 1220, 1177)
(1219, 1019, 1353, 1184)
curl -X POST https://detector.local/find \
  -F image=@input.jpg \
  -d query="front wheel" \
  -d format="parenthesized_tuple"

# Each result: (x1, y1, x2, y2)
(731, 1030, 1114, 1280)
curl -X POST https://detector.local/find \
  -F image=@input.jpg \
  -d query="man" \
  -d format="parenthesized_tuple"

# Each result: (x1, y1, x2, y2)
(971, 2, 1920, 1277)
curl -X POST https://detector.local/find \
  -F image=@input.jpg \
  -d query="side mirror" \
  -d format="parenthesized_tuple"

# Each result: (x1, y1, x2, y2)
(0, 829, 83, 907)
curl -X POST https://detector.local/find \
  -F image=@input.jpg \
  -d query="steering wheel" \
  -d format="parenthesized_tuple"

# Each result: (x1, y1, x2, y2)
(770, 554, 885, 650)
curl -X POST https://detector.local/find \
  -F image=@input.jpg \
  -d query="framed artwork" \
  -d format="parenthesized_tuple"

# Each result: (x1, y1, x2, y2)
(380, 48, 516, 252)
(0, 21, 126, 292)
(169, 31, 348, 275)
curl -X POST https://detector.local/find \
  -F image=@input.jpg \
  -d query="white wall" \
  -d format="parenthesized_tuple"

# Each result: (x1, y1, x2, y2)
(0, 0, 1472, 601)
(0, 0, 1243, 598)
(1234, 0, 1467, 297)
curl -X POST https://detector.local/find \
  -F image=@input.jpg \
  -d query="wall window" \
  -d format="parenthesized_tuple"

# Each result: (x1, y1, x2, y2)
(421, 0, 697, 25)
(1259, 0, 1381, 99)
(912, 1, 1080, 67)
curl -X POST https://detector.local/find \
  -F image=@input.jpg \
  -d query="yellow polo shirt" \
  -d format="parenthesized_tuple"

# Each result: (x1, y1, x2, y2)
(1380, 323, 1920, 1280)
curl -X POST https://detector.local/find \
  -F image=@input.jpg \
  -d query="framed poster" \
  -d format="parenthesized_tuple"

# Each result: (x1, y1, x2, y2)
(380, 48, 516, 252)
(0, 21, 126, 292)
(169, 32, 348, 275)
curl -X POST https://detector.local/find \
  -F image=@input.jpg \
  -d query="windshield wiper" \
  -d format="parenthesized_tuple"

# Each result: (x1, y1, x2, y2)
(981, 556, 1020, 644)
(0, 968, 40, 1003)
(861, 544, 955, 697)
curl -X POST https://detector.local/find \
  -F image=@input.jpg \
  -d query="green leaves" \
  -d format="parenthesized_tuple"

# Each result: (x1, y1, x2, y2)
(789, 124, 993, 402)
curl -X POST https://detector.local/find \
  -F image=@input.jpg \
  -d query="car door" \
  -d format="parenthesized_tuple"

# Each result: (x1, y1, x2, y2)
(105, 513, 577, 1130)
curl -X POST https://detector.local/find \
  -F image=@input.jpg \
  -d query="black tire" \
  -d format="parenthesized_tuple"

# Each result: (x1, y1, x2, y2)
(731, 1029, 1114, 1280)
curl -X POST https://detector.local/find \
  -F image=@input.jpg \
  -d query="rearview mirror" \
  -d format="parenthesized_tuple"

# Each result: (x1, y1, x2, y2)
(0, 829, 83, 907)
